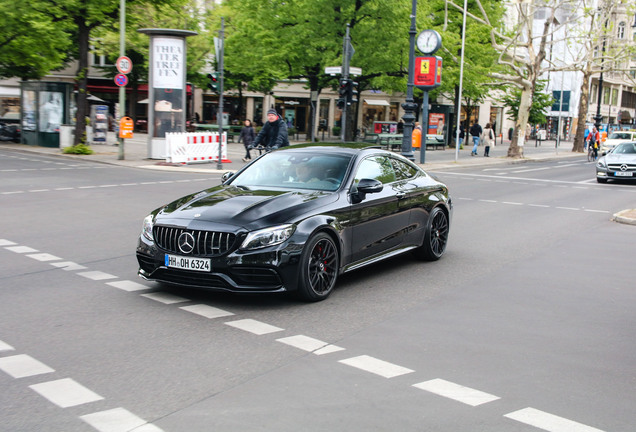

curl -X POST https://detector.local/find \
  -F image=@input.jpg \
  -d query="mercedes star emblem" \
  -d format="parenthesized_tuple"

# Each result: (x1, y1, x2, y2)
(178, 232, 196, 254)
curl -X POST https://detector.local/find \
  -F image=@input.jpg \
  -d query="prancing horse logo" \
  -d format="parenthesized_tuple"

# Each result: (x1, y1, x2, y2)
(178, 232, 195, 254)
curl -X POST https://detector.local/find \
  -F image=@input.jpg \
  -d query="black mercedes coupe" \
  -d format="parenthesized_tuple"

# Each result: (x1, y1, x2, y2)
(137, 145, 452, 301)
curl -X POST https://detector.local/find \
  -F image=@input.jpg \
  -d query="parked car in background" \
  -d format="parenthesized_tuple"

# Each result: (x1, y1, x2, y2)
(596, 142, 636, 183)
(0, 112, 21, 142)
(137, 144, 452, 301)
(600, 131, 636, 155)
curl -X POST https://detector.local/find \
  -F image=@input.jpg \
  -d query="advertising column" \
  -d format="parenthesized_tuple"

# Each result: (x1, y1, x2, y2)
(138, 28, 197, 159)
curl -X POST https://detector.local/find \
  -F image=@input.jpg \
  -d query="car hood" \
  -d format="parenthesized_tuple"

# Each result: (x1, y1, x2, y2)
(155, 185, 338, 230)
(605, 153, 636, 163)
(603, 139, 630, 146)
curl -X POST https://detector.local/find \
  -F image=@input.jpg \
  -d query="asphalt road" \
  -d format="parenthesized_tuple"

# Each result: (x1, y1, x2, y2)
(1, 149, 634, 432)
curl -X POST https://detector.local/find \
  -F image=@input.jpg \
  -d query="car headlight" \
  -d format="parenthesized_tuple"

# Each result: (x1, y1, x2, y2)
(241, 224, 295, 250)
(142, 214, 154, 241)
(596, 159, 606, 168)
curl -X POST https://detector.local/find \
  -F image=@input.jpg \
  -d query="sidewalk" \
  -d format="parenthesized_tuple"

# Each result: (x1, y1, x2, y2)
(1, 131, 583, 174)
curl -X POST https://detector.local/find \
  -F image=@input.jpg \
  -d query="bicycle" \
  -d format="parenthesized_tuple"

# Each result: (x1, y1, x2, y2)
(587, 142, 598, 162)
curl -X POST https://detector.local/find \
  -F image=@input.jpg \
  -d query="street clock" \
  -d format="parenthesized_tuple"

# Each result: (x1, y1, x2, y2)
(416, 30, 442, 54)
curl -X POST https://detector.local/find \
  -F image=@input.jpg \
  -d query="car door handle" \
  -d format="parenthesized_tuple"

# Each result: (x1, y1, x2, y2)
(396, 192, 407, 199)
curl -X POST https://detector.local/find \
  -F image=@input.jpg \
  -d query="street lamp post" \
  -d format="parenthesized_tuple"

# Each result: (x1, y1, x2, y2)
(594, 16, 608, 131)
(400, 0, 418, 162)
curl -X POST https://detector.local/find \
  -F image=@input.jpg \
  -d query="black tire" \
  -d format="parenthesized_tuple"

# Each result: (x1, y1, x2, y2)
(414, 207, 449, 261)
(588, 150, 595, 162)
(296, 233, 339, 302)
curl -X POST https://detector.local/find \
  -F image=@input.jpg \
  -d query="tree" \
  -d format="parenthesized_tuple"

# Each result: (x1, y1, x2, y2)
(498, 81, 554, 125)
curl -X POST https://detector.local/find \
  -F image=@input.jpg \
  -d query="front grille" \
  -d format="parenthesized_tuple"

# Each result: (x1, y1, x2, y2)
(608, 163, 636, 172)
(153, 225, 237, 257)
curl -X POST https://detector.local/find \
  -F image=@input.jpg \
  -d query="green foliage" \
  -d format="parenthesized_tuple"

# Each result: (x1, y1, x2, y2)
(63, 144, 94, 155)
(498, 82, 555, 124)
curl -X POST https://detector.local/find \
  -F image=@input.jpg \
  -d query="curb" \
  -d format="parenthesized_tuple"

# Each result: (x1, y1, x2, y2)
(611, 209, 636, 226)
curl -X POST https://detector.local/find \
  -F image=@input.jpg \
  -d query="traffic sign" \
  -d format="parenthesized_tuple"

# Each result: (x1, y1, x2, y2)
(116, 56, 133, 74)
(114, 73, 128, 87)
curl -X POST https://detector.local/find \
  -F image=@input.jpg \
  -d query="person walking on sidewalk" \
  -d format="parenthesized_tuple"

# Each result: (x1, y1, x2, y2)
(238, 119, 256, 162)
(470, 122, 482, 156)
(481, 123, 494, 157)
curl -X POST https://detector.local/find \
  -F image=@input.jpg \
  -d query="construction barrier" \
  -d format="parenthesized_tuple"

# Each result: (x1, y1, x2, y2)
(165, 132, 231, 164)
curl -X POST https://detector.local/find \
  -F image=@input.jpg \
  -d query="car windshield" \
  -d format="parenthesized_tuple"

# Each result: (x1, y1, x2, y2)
(612, 143, 636, 154)
(608, 132, 633, 140)
(231, 151, 353, 191)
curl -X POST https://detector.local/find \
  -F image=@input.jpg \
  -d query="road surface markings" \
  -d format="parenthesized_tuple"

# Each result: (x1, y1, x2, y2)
(80, 408, 164, 432)
(77, 270, 118, 281)
(277, 335, 345, 355)
(225, 319, 284, 335)
(141, 292, 190, 304)
(50, 261, 88, 271)
(30, 378, 104, 408)
(26, 252, 61, 262)
(0, 239, 16, 246)
(0, 339, 14, 352)
(0, 354, 55, 378)
(413, 378, 500, 406)
(106, 280, 149, 292)
(339, 355, 414, 378)
(5, 245, 38, 254)
(504, 407, 606, 432)
(180, 304, 234, 319)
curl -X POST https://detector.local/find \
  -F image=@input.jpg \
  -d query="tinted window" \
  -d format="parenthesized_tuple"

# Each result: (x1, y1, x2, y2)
(391, 158, 418, 181)
(354, 156, 396, 185)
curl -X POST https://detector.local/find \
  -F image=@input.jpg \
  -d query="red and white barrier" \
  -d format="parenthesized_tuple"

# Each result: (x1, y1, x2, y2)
(165, 132, 232, 164)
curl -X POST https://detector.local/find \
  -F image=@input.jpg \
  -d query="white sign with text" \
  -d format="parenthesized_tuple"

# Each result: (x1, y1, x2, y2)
(153, 37, 184, 89)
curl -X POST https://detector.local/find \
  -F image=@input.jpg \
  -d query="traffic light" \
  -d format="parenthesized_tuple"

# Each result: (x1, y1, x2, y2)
(207, 72, 219, 94)
(337, 79, 347, 109)
(346, 80, 358, 105)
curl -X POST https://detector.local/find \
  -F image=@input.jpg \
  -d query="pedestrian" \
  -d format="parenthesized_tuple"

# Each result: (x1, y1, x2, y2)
(481, 123, 495, 157)
(238, 119, 256, 162)
(583, 125, 590, 150)
(469, 122, 482, 156)
(252, 109, 289, 150)
(458, 124, 465, 148)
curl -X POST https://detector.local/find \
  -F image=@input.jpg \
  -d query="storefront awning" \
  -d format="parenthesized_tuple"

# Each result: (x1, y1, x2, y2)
(364, 99, 390, 106)
(0, 86, 20, 97)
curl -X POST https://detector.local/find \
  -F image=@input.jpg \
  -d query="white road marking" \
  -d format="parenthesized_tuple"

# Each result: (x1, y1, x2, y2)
(0, 354, 55, 378)
(504, 407, 606, 432)
(77, 271, 118, 281)
(0, 340, 14, 352)
(80, 407, 164, 432)
(30, 378, 104, 408)
(0, 239, 16, 246)
(413, 378, 500, 406)
(26, 253, 61, 262)
(225, 319, 284, 335)
(180, 304, 234, 319)
(50, 261, 87, 271)
(5, 246, 38, 254)
(106, 280, 150, 292)
(339, 355, 414, 378)
(277, 335, 344, 354)
(141, 292, 189, 304)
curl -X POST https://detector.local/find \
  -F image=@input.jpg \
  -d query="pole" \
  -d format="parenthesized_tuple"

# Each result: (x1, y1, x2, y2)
(117, 0, 125, 160)
(217, 18, 224, 170)
(340, 25, 351, 142)
(400, 0, 417, 162)
(420, 92, 429, 163)
(454, 0, 468, 162)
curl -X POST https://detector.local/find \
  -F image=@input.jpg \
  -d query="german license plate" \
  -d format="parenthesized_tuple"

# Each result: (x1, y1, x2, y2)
(165, 254, 211, 272)
(614, 171, 633, 177)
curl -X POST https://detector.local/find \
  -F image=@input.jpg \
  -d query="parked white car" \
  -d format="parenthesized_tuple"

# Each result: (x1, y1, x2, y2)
(600, 131, 636, 154)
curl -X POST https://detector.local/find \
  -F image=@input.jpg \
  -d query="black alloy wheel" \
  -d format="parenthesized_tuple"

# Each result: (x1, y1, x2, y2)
(297, 233, 339, 301)
(414, 207, 449, 261)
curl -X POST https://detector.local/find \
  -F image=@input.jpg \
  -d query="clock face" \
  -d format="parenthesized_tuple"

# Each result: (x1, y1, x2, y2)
(417, 30, 441, 54)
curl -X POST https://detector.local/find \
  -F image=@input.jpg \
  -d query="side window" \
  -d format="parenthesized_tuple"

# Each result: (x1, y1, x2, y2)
(391, 158, 419, 181)
(354, 156, 396, 185)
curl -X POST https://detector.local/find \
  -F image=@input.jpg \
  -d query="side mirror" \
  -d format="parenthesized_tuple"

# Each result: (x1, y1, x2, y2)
(221, 172, 234, 183)
(351, 178, 383, 204)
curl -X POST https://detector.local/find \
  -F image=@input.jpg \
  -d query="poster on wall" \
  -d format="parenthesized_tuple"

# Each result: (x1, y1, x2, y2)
(153, 37, 185, 90)
(428, 113, 445, 137)
(39, 91, 63, 133)
(22, 90, 37, 131)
